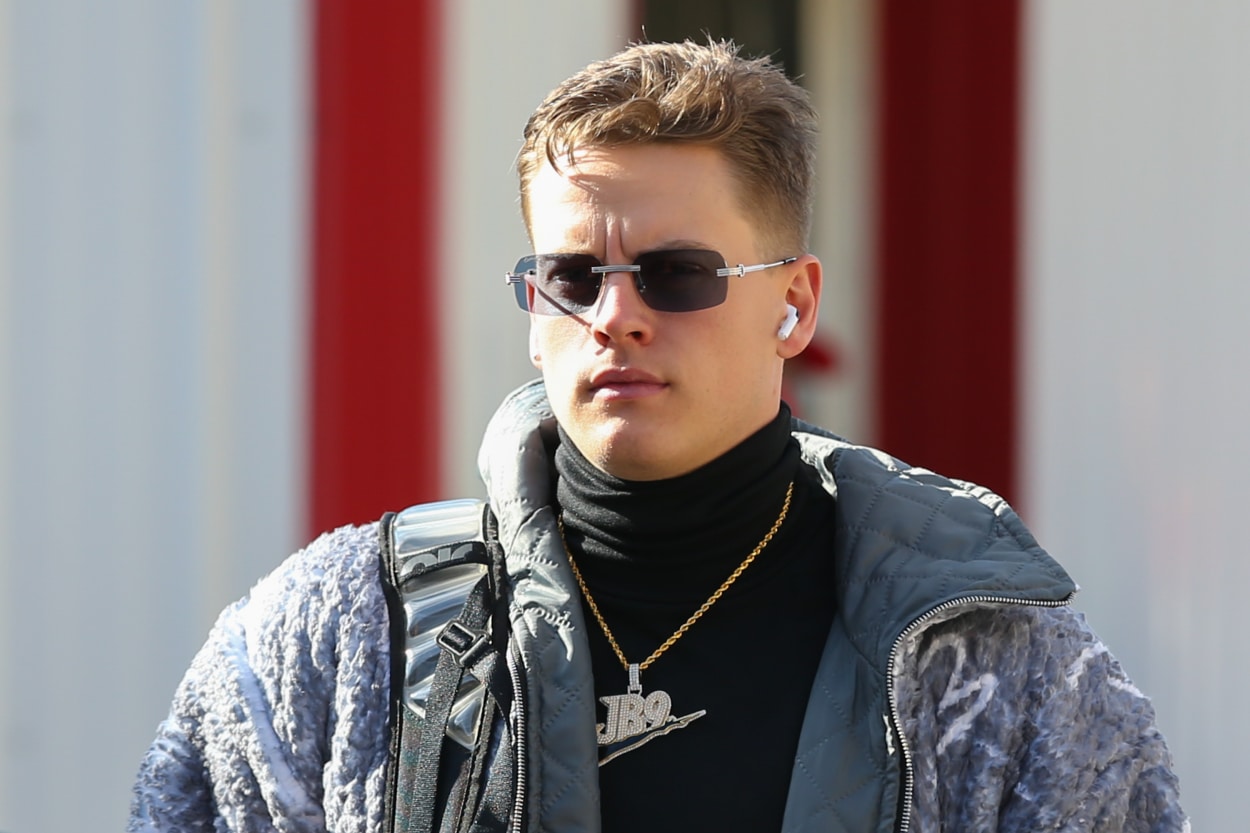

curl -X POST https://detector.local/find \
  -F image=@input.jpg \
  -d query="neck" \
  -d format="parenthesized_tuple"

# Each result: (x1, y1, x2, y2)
(554, 404, 798, 596)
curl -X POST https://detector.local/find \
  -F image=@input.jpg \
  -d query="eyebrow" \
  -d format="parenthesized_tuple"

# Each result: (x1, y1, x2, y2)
(538, 240, 719, 258)
(645, 239, 715, 252)
(600, 240, 717, 259)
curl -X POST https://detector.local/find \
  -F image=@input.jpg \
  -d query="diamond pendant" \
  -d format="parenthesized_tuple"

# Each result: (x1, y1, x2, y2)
(594, 663, 706, 766)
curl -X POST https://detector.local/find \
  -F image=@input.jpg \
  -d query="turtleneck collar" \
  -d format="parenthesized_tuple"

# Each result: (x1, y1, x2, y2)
(555, 404, 800, 592)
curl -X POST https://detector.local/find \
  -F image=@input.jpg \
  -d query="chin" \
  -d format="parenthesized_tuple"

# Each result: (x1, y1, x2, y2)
(602, 440, 698, 482)
(577, 425, 669, 481)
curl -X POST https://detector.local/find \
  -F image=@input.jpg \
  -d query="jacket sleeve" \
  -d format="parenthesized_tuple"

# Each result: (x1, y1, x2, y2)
(900, 604, 1187, 833)
(127, 523, 393, 833)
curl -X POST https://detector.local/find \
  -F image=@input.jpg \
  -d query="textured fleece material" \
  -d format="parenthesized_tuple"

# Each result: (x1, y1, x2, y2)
(129, 380, 1187, 832)
(129, 523, 391, 833)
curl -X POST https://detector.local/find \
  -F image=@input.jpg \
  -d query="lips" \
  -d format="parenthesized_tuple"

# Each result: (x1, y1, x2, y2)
(588, 367, 668, 399)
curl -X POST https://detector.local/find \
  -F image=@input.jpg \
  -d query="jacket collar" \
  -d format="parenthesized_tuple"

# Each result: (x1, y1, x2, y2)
(481, 379, 1076, 670)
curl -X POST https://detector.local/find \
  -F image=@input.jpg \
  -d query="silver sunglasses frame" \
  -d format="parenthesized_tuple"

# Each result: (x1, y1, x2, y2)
(504, 253, 798, 313)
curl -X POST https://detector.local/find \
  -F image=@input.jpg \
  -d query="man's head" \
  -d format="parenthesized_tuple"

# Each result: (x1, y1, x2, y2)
(518, 40, 818, 256)
(512, 41, 823, 482)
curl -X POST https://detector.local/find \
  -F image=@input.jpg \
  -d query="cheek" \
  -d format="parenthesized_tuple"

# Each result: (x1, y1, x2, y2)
(711, 315, 778, 382)
(533, 321, 584, 385)
(534, 319, 570, 356)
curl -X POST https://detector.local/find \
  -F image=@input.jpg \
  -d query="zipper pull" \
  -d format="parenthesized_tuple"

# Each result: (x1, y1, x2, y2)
(883, 714, 896, 756)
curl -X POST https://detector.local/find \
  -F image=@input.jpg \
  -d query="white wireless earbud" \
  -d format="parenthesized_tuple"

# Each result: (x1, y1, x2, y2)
(778, 304, 799, 340)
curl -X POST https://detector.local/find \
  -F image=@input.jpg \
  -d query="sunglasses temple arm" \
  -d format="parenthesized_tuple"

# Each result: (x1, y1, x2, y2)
(717, 256, 799, 278)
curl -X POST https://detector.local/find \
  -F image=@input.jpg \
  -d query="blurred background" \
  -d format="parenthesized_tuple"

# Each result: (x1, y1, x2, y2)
(1, 0, 1242, 829)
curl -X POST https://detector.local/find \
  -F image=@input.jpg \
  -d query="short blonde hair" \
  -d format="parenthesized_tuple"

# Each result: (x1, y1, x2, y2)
(518, 40, 818, 255)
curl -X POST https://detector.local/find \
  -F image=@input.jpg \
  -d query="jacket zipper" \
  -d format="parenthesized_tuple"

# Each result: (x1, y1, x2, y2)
(507, 640, 529, 833)
(884, 591, 1076, 833)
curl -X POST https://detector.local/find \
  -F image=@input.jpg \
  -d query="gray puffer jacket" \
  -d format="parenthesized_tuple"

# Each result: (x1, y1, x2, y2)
(129, 380, 1186, 832)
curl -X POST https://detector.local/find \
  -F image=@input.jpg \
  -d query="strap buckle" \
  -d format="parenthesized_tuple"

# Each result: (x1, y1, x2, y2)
(436, 620, 491, 668)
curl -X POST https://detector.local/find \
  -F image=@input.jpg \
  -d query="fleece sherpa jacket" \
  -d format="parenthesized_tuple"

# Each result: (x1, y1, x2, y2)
(129, 380, 1187, 832)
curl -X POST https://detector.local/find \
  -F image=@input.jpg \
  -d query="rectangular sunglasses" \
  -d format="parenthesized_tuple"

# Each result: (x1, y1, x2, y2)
(505, 249, 797, 315)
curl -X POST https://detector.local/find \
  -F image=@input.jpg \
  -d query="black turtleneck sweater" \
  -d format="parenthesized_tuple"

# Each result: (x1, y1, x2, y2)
(555, 406, 838, 833)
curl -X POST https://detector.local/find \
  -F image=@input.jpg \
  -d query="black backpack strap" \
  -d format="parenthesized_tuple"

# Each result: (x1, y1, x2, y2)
(462, 506, 520, 833)
(379, 499, 514, 833)
(403, 575, 493, 833)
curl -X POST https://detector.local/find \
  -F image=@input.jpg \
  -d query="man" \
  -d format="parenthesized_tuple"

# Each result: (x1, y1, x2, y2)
(130, 41, 1185, 833)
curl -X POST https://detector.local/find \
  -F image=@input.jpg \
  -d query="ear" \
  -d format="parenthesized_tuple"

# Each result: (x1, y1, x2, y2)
(528, 322, 543, 369)
(777, 254, 822, 360)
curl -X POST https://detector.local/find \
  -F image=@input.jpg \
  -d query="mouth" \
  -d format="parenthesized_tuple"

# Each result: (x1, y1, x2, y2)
(588, 368, 668, 400)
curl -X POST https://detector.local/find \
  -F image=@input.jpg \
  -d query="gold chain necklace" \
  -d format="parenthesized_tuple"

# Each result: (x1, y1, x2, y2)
(557, 481, 794, 756)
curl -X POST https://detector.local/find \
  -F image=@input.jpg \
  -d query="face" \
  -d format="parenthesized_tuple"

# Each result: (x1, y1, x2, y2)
(525, 143, 820, 481)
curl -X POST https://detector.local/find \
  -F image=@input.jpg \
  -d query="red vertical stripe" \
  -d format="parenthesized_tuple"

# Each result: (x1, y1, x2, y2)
(873, 0, 1021, 503)
(310, 1, 443, 535)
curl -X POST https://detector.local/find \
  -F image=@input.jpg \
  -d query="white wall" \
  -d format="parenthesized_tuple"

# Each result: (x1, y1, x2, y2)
(800, 0, 876, 443)
(0, 3, 309, 831)
(440, 0, 633, 499)
(1023, 2, 1249, 828)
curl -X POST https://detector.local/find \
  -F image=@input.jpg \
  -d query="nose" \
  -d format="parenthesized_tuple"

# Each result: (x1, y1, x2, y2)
(589, 269, 653, 345)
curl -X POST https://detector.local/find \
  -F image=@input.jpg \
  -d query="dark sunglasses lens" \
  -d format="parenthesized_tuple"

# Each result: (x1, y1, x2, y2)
(516, 249, 729, 314)
(635, 249, 727, 312)
(527, 254, 603, 315)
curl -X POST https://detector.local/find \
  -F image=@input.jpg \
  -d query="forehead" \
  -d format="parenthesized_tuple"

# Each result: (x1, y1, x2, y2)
(526, 144, 756, 254)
